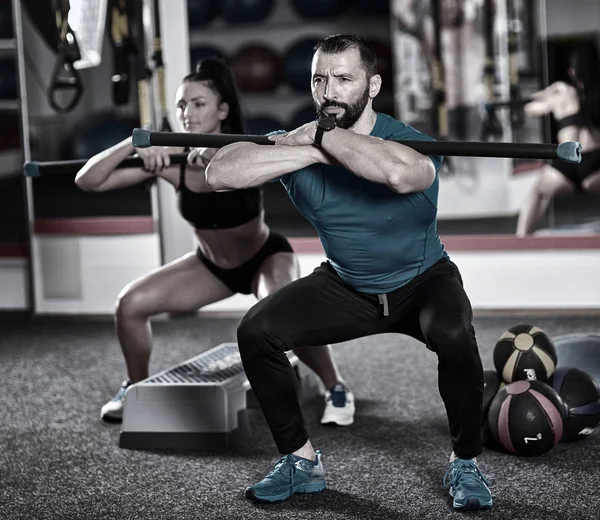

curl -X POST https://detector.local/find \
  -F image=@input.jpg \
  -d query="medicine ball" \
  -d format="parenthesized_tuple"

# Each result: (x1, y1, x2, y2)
(488, 380, 567, 457)
(284, 37, 322, 93)
(187, 0, 220, 28)
(554, 333, 600, 384)
(190, 45, 227, 71)
(66, 114, 136, 160)
(549, 367, 600, 442)
(290, 0, 348, 19)
(231, 43, 283, 92)
(221, 0, 274, 24)
(493, 324, 557, 384)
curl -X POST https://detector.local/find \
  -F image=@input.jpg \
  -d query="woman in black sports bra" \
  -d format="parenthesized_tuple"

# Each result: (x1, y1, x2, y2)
(75, 59, 354, 426)
(516, 47, 600, 236)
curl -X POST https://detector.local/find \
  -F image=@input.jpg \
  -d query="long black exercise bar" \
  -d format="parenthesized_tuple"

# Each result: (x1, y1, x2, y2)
(484, 97, 534, 110)
(132, 128, 582, 164)
(23, 154, 189, 177)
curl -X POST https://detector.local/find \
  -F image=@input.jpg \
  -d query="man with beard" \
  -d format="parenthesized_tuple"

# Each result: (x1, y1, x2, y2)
(205, 34, 493, 511)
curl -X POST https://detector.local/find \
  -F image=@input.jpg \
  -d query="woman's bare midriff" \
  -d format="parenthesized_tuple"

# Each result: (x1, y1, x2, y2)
(557, 126, 600, 152)
(194, 213, 272, 269)
(155, 154, 273, 269)
(550, 86, 600, 152)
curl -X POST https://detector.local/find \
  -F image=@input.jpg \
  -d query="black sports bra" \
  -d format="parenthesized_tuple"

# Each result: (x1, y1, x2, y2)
(177, 160, 263, 230)
(555, 112, 584, 131)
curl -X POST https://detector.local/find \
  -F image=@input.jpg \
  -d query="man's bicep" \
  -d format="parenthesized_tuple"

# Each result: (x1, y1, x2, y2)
(391, 128, 443, 175)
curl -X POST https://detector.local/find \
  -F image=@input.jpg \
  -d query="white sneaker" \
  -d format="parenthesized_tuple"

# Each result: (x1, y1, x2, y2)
(100, 380, 131, 422)
(320, 383, 355, 426)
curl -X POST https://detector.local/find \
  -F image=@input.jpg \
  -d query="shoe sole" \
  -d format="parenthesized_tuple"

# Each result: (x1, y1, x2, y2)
(100, 413, 123, 424)
(453, 497, 493, 511)
(449, 486, 493, 511)
(246, 481, 326, 503)
(320, 407, 355, 426)
(320, 416, 354, 426)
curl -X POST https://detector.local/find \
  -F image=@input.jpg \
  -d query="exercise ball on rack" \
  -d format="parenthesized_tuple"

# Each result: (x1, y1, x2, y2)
(247, 115, 283, 135)
(221, 0, 275, 24)
(190, 45, 227, 70)
(283, 37, 322, 93)
(230, 43, 283, 92)
(290, 0, 348, 19)
(289, 104, 317, 130)
(187, 0, 220, 28)
(0, 59, 18, 100)
(65, 114, 136, 160)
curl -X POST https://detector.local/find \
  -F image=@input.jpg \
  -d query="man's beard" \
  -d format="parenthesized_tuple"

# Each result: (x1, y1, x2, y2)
(314, 86, 371, 129)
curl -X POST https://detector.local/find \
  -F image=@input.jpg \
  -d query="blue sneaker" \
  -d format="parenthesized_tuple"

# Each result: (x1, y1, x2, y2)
(246, 450, 326, 503)
(443, 458, 493, 511)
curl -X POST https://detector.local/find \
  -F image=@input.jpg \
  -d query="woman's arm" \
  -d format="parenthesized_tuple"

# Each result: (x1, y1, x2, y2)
(524, 81, 573, 118)
(524, 99, 553, 117)
(74, 137, 169, 192)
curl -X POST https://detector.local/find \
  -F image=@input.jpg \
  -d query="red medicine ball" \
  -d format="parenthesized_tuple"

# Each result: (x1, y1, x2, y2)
(488, 380, 567, 457)
(230, 43, 283, 92)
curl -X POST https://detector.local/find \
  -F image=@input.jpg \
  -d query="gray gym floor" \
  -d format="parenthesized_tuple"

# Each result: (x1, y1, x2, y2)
(1, 313, 599, 520)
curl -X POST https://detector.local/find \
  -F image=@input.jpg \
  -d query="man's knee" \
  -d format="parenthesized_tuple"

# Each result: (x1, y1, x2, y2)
(237, 302, 288, 356)
(237, 307, 263, 344)
(423, 316, 477, 360)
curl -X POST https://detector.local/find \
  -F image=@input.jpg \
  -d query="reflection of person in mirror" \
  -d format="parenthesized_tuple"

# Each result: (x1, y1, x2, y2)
(516, 47, 600, 236)
(391, 0, 486, 139)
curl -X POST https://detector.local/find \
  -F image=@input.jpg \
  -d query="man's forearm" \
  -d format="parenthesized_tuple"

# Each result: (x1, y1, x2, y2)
(205, 142, 319, 191)
(320, 128, 433, 192)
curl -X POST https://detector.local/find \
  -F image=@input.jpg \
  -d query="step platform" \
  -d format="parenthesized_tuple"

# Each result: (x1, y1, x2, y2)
(119, 343, 323, 451)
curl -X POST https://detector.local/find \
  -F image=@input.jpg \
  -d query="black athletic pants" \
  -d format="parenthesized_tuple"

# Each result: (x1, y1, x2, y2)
(237, 257, 484, 460)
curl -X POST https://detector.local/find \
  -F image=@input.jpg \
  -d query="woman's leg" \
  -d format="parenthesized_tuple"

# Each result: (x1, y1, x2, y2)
(115, 251, 234, 382)
(516, 165, 575, 236)
(251, 252, 344, 390)
(581, 170, 600, 194)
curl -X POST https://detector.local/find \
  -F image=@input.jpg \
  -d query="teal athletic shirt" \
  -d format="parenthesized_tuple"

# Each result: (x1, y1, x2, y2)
(275, 112, 448, 294)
